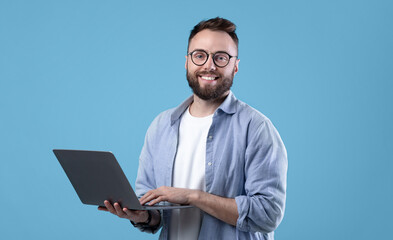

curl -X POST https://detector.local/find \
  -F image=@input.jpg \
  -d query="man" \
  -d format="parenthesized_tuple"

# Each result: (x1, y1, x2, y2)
(99, 17, 288, 240)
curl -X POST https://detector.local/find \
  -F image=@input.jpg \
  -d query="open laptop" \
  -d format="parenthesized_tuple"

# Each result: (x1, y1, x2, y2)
(53, 149, 192, 210)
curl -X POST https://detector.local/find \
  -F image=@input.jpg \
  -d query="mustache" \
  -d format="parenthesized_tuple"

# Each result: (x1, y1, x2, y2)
(195, 70, 221, 76)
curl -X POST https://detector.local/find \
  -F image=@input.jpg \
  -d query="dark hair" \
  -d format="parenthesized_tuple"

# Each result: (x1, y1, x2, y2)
(188, 17, 238, 52)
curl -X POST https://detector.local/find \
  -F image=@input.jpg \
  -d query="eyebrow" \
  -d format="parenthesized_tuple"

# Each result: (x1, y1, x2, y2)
(190, 49, 231, 54)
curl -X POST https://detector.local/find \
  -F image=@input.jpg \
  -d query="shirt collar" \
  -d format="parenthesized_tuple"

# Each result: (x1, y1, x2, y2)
(170, 91, 238, 125)
(217, 91, 237, 115)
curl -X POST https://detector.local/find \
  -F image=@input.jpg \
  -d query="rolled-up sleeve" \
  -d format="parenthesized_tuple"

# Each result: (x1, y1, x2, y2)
(235, 119, 288, 233)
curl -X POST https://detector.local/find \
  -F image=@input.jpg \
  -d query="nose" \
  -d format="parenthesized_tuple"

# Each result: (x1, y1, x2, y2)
(204, 54, 216, 71)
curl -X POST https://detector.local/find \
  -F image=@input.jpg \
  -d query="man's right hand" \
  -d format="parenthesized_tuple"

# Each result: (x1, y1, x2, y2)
(98, 200, 149, 223)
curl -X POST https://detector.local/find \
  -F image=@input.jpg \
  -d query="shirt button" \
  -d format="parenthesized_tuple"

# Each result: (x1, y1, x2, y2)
(208, 135, 213, 139)
(208, 162, 212, 166)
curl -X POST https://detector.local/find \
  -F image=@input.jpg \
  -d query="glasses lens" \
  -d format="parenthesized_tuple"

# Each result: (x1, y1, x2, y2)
(191, 51, 207, 65)
(213, 52, 230, 67)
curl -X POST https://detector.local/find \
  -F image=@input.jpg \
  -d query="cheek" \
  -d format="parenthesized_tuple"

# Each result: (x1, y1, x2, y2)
(231, 66, 237, 76)
(190, 66, 202, 75)
(222, 69, 233, 77)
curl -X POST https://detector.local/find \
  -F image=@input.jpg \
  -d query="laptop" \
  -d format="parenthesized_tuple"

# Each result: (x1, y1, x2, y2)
(53, 149, 193, 210)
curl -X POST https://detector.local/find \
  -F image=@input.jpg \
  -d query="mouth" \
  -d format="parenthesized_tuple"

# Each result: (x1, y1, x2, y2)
(198, 75, 219, 81)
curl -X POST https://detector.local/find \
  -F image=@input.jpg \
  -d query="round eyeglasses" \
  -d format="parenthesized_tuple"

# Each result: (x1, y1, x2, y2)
(188, 50, 237, 68)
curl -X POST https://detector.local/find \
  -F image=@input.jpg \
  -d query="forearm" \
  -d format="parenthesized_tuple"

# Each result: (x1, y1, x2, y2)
(140, 187, 239, 226)
(190, 190, 238, 226)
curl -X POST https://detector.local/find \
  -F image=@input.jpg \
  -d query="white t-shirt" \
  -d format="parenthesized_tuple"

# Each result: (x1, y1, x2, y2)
(169, 107, 213, 240)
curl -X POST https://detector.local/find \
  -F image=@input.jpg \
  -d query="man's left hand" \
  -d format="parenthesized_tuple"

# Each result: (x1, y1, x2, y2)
(139, 186, 199, 206)
(140, 186, 239, 226)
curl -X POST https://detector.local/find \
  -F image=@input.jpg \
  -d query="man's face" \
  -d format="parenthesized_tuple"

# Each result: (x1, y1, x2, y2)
(186, 29, 239, 100)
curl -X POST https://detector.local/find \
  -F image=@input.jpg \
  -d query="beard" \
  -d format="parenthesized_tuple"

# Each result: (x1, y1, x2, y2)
(186, 68, 234, 100)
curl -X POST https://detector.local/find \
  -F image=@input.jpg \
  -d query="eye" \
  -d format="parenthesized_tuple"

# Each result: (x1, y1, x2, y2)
(195, 54, 205, 59)
(192, 51, 207, 63)
(214, 53, 229, 62)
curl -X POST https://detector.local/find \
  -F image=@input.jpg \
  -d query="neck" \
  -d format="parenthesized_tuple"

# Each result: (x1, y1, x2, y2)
(189, 91, 229, 117)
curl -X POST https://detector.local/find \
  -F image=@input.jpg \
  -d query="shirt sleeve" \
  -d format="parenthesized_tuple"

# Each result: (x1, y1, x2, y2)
(133, 119, 164, 234)
(235, 119, 288, 233)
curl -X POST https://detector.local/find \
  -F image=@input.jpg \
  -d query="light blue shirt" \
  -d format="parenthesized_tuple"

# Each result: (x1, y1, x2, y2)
(135, 91, 288, 240)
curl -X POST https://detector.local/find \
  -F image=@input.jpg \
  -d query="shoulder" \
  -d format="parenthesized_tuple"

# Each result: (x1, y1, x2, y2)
(233, 98, 283, 145)
(147, 107, 176, 133)
(234, 98, 272, 128)
(233, 100, 285, 155)
(148, 95, 193, 131)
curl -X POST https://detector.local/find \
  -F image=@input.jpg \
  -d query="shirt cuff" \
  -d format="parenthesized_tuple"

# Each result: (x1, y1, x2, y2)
(235, 195, 251, 232)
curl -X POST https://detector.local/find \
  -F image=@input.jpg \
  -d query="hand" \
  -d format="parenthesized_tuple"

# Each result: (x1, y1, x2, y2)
(139, 186, 198, 206)
(98, 200, 149, 223)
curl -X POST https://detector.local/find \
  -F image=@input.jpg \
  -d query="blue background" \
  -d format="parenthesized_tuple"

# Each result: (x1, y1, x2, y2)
(1, 0, 392, 239)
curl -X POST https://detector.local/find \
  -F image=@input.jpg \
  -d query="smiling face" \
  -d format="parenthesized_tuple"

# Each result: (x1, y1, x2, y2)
(186, 29, 239, 100)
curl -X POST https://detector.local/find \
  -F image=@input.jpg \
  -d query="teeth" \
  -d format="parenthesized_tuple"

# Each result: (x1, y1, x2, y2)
(201, 76, 216, 81)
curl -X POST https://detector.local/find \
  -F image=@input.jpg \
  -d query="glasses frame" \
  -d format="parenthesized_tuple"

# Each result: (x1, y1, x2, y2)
(188, 49, 238, 68)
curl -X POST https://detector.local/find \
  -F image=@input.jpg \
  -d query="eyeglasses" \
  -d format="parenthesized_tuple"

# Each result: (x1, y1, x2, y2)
(188, 49, 237, 68)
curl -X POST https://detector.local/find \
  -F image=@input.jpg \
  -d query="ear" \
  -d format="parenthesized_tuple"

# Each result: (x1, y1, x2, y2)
(185, 55, 188, 69)
(233, 59, 240, 75)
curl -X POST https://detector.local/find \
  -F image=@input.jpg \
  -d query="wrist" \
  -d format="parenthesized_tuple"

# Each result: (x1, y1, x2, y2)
(189, 190, 202, 205)
(141, 210, 151, 224)
(131, 210, 152, 228)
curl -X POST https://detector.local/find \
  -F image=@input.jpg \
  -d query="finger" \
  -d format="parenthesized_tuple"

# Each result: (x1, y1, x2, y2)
(139, 193, 151, 205)
(140, 194, 156, 205)
(114, 202, 126, 217)
(139, 191, 152, 203)
(98, 206, 108, 212)
(123, 208, 131, 215)
(104, 200, 116, 214)
(123, 208, 139, 218)
(149, 196, 167, 206)
(140, 191, 160, 205)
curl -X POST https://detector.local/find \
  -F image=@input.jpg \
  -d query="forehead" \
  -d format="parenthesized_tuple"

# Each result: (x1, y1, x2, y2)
(189, 29, 237, 54)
